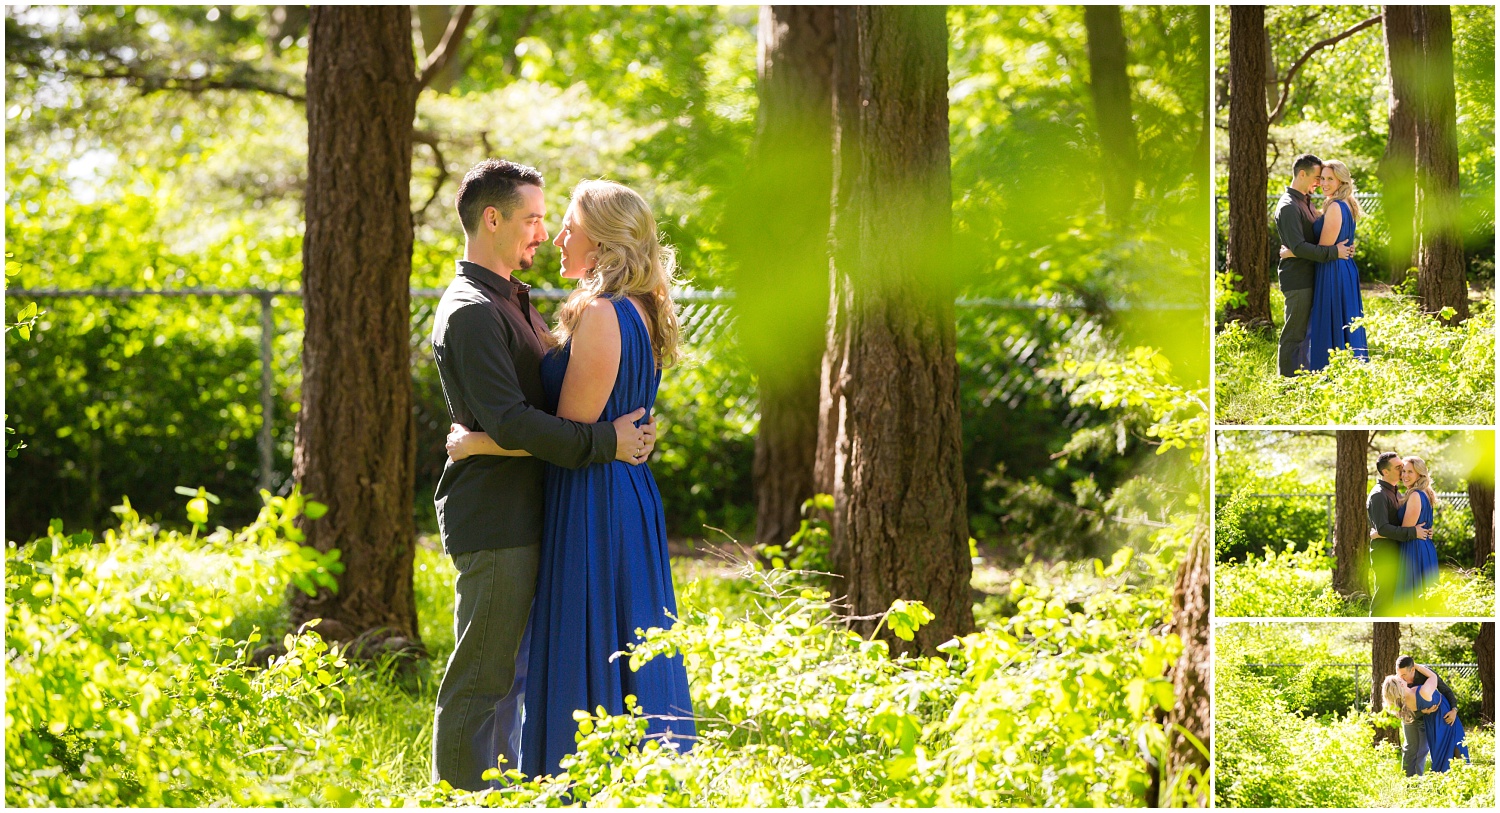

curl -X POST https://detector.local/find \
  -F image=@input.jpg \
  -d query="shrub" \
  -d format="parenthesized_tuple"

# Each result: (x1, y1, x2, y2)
(1215, 294, 1495, 425)
(4, 490, 357, 806)
(1214, 538, 1352, 618)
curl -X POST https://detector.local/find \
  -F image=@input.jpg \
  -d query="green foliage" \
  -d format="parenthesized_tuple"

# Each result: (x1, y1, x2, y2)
(1216, 293, 1496, 425)
(753, 494, 833, 574)
(1217, 624, 1495, 809)
(1214, 537, 1353, 618)
(4, 490, 358, 806)
(408, 527, 1193, 808)
(1214, 490, 1329, 563)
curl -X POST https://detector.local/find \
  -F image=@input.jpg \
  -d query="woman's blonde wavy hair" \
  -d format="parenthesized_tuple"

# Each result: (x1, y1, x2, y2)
(551, 180, 682, 369)
(1382, 675, 1414, 724)
(1404, 456, 1438, 506)
(1322, 159, 1363, 222)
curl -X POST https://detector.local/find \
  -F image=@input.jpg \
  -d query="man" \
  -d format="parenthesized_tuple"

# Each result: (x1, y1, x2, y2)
(429, 159, 655, 790)
(1396, 655, 1460, 776)
(1273, 153, 1355, 376)
(1368, 452, 1432, 615)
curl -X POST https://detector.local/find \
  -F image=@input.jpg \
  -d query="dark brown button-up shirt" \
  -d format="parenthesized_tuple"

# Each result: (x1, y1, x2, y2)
(431, 260, 617, 555)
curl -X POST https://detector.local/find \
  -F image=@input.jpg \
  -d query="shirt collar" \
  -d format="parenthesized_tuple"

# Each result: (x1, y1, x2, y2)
(1378, 479, 1398, 493)
(1287, 186, 1309, 203)
(457, 260, 530, 301)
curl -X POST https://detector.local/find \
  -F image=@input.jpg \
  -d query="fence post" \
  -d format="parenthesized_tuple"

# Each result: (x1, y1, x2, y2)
(258, 290, 275, 496)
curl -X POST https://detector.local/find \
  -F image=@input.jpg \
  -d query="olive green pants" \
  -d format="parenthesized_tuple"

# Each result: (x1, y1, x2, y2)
(431, 545, 539, 790)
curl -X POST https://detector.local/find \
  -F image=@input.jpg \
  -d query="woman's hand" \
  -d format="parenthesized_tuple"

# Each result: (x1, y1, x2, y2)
(447, 423, 477, 461)
(1279, 245, 1294, 259)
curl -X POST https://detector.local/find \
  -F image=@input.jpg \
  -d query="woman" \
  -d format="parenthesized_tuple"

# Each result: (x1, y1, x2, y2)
(1395, 456, 1440, 605)
(1280, 159, 1369, 371)
(447, 179, 695, 777)
(1382, 665, 1469, 772)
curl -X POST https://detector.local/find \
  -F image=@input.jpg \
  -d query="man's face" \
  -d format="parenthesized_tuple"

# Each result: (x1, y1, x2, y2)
(1398, 664, 1415, 683)
(1308, 165, 1324, 191)
(489, 184, 549, 272)
(1380, 457, 1401, 482)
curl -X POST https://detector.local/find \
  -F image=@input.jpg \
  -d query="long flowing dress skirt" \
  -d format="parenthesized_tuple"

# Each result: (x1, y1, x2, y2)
(521, 297, 695, 779)
(1305, 200, 1369, 371)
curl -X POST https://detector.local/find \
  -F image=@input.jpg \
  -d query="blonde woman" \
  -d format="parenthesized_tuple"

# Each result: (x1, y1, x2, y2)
(447, 179, 695, 778)
(1396, 456, 1440, 603)
(1279, 159, 1369, 370)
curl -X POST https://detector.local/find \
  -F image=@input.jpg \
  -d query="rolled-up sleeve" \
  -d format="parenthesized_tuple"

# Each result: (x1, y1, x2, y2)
(446, 303, 616, 469)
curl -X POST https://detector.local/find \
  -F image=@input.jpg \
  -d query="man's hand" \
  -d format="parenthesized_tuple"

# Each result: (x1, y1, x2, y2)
(1337, 240, 1355, 259)
(612, 408, 650, 465)
(1445, 709, 1457, 725)
(639, 415, 658, 460)
(1417, 525, 1433, 540)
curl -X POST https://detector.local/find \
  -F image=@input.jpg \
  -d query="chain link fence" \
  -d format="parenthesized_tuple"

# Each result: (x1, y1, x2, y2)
(1228, 661, 1482, 719)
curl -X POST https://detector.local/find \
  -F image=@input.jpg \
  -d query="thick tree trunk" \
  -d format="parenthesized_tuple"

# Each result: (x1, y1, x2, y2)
(825, 5, 971, 655)
(1469, 480, 1494, 569)
(1333, 430, 1370, 600)
(1411, 5, 1469, 324)
(1162, 523, 1211, 805)
(1371, 621, 1402, 746)
(734, 5, 835, 550)
(1084, 5, 1137, 225)
(1381, 6, 1419, 285)
(1477, 622, 1495, 725)
(1224, 7, 1273, 329)
(292, 7, 420, 647)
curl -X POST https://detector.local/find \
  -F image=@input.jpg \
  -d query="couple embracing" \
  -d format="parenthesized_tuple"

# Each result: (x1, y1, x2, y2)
(1382, 656, 1470, 775)
(429, 160, 695, 789)
(1366, 451, 1441, 614)
(1273, 153, 1370, 376)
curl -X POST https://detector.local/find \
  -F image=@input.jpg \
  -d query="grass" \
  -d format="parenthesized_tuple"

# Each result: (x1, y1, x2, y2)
(1214, 289, 1494, 425)
(1216, 552, 1496, 618)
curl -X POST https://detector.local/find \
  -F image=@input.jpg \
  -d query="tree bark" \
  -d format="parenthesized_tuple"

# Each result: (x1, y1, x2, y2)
(1371, 621, 1402, 746)
(1381, 6, 1419, 285)
(1084, 5, 1137, 225)
(1411, 5, 1469, 324)
(825, 5, 971, 655)
(1162, 523, 1211, 805)
(1477, 622, 1495, 725)
(292, 7, 420, 646)
(1469, 480, 1494, 569)
(733, 5, 835, 550)
(1333, 430, 1370, 600)
(1224, 7, 1273, 329)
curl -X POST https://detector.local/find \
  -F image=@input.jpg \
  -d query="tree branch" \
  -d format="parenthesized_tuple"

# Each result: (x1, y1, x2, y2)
(411, 129, 449, 221)
(10, 52, 306, 102)
(1269, 14, 1382, 124)
(417, 5, 475, 90)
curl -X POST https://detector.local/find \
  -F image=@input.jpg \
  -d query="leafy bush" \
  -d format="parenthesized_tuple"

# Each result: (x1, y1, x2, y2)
(4, 491, 358, 807)
(409, 529, 1196, 808)
(1214, 538, 1352, 618)
(1215, 293, 1495, 425)
(1214, 489, 1329, 563)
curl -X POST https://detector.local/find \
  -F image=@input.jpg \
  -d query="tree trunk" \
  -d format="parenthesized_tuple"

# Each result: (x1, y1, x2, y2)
(825, 5, 972, 655)
(1162, 523, 1211, 805)
(1224, 7, 1273, 329)
(1411, 5, 1469, 324)
(1381, 6, 1419, 285)
(733, 5, 835, 550)
(1084, 5, 1137, 225)
(1470, 480, 1494, 569)
(1333, 430, 1370, 600)
(1477, 622, 1495, 725)
(1371, 621, 1401, 746)
(292, 7, 420, 647)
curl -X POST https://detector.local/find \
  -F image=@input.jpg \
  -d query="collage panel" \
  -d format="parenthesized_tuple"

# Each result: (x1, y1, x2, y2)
(1215, 428, 1496, 619)
(1214, 620, 1495, 808)
(1213, 5, 1495, 426)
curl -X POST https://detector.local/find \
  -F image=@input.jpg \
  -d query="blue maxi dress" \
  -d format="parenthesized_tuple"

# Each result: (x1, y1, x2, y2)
(521, 296, 696, 778)
(1397, 490, 1440, 605)
(1417, 681, 1470, 772)
(1305, 199, 1370, 370)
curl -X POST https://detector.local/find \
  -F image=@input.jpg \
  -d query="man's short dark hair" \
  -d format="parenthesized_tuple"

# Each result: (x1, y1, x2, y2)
(1377, 452, 1402, 474)
(1397, 655, 1415, 669)
(455, 159, 544, 234)
(1292, 154, 1323, 178)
